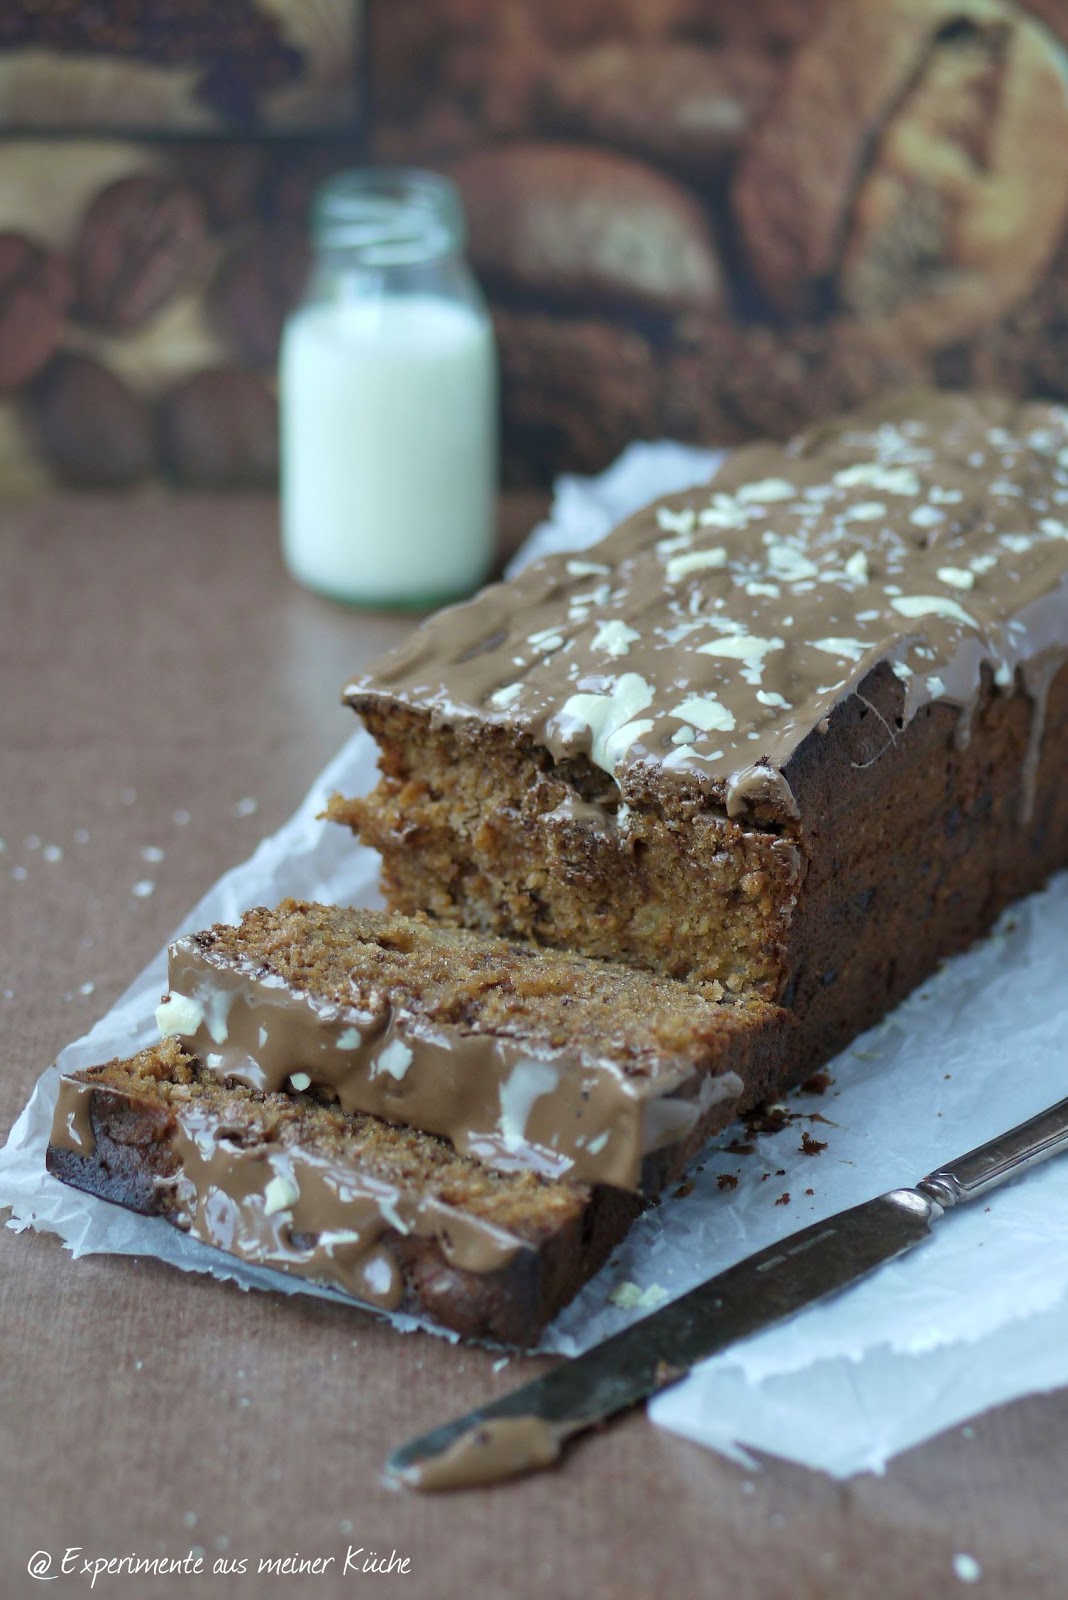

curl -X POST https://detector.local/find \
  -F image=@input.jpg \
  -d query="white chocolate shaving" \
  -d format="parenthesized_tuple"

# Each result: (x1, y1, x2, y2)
(735, 478, 795, 503)
(810, 638, 869, 662)
(556, 673, 655, 774)
(490, 683, 523, 709)
(656, 505, 696, 535)
(263, 1175, 299, 1216)
(670, 696, 736, 733)
(156, 993, 204, 1040)
(374, 1039, 413, 1082)
(592, 619, 641, 658)
(890, 595, 977, 628)
(665, 548, 727, 582)
(833, 463, 920, 495)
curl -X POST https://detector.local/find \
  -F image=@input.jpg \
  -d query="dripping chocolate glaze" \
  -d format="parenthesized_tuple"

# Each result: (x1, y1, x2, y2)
(394, 1416, 570, 1492)
(345, 392, 1068, 824)
(159, 909, 770, 1194)
(50, 1072, 527, 1305)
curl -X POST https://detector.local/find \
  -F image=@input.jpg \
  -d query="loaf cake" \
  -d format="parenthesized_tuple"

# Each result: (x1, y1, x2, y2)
(47, 1040, 640, 1345)
(155, 899, 791, 1194)
(329, 391, 1068, 1081)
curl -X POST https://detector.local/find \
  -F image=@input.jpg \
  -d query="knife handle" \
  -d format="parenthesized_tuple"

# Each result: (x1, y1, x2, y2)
(917, 1094, 1068, 1208)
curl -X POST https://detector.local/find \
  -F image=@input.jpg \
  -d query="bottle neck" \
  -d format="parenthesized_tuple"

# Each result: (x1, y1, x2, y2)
(312, 169, 465, 272)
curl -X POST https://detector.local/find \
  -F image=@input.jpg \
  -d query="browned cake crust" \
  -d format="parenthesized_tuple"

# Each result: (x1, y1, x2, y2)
(330, 391, 1068, 1084)
(46, 1042, 640, 1347)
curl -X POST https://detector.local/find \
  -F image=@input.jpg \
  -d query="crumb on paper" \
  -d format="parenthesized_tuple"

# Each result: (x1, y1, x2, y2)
(746, 1104, 791, 1136)
(717, 1173, 739, 1191)
(609, 1281, 669, 1311)
(953, 1553, 982, 1584)
(775, 1193, 791, 1207)
(673, 1179, 695, 1199)
(801, 1132, 828, 1156)
(801, 1071, 832, 1095)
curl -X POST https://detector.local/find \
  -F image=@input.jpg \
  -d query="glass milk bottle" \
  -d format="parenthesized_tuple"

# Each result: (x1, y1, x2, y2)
(280, 169, 498, 608)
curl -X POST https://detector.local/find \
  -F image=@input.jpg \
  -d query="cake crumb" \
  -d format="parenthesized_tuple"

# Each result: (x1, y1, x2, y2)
(673, 1179, 695, 1198)
(953, 1553, 982, 1584)
(801, 1131, 828, 1156)
(801, 1071, 832, 1095)
(775, 1192, 791, 1206)
(717, 1173, 739, 1191)
(609, 1281, 668, 1310)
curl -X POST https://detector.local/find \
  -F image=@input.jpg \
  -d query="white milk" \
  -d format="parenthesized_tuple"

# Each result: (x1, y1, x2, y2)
(280, 294, 497, 607)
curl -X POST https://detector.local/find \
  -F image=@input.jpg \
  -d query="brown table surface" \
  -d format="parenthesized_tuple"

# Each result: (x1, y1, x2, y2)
(2, 493, 1066, 1600)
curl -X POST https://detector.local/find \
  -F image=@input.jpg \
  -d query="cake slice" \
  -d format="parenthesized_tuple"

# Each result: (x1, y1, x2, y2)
(156, 899, 791, 1195)
(47, 1040, 641, 1346)
(329, 391, 1068, 1078)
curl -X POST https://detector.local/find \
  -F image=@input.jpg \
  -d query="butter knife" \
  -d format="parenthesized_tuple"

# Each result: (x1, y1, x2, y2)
(389, 1095, 1068, 1490)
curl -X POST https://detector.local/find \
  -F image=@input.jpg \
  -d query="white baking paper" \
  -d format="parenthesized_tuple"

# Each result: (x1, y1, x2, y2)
(3, 443, 1068, 1479)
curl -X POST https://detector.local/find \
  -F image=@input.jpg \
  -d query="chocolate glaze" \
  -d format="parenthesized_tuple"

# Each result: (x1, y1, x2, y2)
(345, 392, 1068, 825)
(53, 1080, 97, 1156)
(160, 936, 750, 1193)
(394, 1415, 568, 1491)
(51, 1075, 525, 1301)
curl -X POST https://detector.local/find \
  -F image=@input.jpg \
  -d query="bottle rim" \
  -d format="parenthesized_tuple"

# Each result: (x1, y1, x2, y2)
(312, 168, 465, 266)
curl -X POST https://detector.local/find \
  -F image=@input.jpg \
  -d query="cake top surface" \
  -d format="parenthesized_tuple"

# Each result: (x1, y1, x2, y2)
(347, 391, 1068, 818)
(175, 900, 777, 1079)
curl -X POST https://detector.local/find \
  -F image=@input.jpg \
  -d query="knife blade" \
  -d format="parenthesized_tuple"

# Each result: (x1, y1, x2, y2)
(388, 1092, 1068, 1490)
